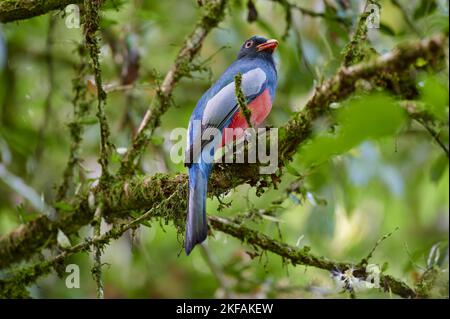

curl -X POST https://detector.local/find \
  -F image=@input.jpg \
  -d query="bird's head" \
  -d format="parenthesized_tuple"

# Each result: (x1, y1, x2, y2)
(237, 36, 278, 60)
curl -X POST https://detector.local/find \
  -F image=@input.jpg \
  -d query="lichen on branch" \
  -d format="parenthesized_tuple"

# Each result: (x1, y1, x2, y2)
(234, 72, 253, 128)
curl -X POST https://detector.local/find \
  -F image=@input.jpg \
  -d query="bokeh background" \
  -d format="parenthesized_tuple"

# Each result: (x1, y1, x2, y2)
(0, 0, 448, 298)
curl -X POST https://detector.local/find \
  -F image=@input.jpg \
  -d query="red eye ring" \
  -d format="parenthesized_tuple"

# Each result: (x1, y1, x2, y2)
(245, 40, 253, 48)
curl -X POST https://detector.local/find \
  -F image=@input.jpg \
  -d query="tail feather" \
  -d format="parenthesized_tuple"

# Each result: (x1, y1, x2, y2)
(185, 163, 209, 255)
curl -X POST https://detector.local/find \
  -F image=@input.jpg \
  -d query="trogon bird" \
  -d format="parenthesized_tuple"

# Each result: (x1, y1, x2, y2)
(184, 36, 278, 255)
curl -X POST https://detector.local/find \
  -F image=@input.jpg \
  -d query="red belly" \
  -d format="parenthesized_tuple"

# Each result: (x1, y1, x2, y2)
(222, 89, 272, 145)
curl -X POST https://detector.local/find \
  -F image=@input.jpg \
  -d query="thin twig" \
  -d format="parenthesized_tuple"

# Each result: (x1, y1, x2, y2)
(358, 227, 400, 267)
(83, 0, 111, 298)
(417, 119, 449, 158)
(84, 0, 112, 186)
(92, 206, 104, 299)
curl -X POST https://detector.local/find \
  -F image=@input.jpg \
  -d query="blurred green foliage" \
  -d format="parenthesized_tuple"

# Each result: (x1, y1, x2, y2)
(294, 93, 406, 169)
(0, 0, 448, 298)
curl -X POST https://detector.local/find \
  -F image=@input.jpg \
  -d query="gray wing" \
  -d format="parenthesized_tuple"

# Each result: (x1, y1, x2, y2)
(185, 67, 267, 165)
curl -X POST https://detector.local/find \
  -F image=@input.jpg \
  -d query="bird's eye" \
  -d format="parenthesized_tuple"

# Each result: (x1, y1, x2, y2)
(245, 40, 253, 48)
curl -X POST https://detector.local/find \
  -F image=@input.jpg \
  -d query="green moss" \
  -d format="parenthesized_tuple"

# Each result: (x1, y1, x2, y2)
(342, 10, 372, 67)
(0, 0, 79, 23)
(84, 0, 112, 186)
(234, 73, 253, 128)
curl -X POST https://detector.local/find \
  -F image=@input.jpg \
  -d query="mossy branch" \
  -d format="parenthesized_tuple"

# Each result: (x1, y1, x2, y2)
(0, 187, 187, 298)
(341, 1, 374, 67)
(84, 0, 112, 186)
(209, 216, 417, 299)
(0, 199, 417, 299)
(0, 0, 77, 23)
(234, 72, 253, 128)
(83, 0, 111, 297)
(92, 205, 104, 299)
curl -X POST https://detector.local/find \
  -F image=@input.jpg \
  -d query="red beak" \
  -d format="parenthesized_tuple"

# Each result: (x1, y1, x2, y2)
(256, 39, 279, 52)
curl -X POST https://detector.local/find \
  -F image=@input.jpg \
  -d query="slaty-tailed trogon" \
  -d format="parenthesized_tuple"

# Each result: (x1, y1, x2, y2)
(184, 36, 278, 255)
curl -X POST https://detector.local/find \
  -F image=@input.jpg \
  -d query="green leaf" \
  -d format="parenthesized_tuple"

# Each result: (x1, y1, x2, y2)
(414, 0, 437, 20)
(111, 150, 122, 163)
(415, 57, 428, 67)
(379, 23, 396, 36)
(54, 201, 75, 213)
(430, 154, 448, 183)
(79, 117, 98, 125)
(100, 17, 118, 29)
(16, 204, 39, 223)
(285, 163, 301, 177)
(150, 135, 164, 146)
(419, 75, 449, 121)
(337, 94, 406, 140)
(294, 94, 406, 169)
(103, 0, 127, 11)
